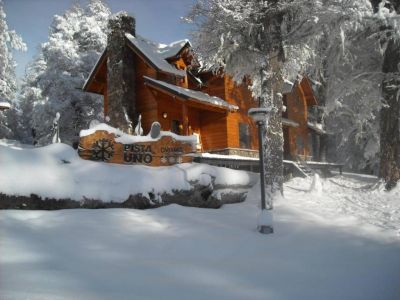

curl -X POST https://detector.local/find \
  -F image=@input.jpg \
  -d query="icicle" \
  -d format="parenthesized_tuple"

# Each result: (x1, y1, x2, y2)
(123, 107, 133, 134)
(134, 114, 143, 136)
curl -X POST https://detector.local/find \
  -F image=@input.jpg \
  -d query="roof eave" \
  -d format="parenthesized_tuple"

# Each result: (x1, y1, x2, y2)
(82, 49, 108, 92)
(125, 36, 186, 78)
(143, 76, 236, 112)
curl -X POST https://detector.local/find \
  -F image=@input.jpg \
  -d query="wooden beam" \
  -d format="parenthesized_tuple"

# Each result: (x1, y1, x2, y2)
(144, 81, 229, 113)
(182, 103, 189, 135)
(104, 82, 108, 116)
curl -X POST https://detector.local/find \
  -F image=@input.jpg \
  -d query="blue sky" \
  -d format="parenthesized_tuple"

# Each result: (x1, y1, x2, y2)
(3, 0, 196, 80)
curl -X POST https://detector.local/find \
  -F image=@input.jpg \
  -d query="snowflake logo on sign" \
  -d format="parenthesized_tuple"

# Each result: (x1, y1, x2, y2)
(91, 138, 114, 161)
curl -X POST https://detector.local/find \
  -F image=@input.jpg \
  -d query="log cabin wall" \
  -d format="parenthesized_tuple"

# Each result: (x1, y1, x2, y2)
(156, 95, 187, 133)
(224, 76, 258, 151)
(133, 55, 158, 135)
(201, 76, 225, 99)
(285, 83, 311, 159)
(198, 75, 229, 150)
(199, 111, 228, 151)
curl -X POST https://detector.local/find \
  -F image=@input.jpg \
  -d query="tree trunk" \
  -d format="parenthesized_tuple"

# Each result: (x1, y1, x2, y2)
(261, 58, 284, 201)
(379, 38, 400, 189)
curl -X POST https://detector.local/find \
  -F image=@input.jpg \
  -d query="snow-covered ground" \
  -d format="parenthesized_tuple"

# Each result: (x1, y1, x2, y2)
(0, 141, 255, 202)
(1, 141, 400, 300)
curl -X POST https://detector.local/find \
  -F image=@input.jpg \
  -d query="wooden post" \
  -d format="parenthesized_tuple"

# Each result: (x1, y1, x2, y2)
(182, 103, 189, 135)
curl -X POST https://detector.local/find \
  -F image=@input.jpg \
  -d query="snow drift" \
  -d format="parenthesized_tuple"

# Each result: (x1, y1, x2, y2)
(0, 140, 257, 208)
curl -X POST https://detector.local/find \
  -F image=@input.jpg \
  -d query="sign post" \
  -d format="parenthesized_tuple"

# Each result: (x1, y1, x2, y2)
(248, 107, 274, 234)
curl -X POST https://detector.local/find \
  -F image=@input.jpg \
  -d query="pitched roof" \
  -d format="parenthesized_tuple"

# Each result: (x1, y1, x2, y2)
(143, 76, 238, 112)
(125, 33, 187, 77)
(300, 77, 318, 106)
(83, 35, 190, 92)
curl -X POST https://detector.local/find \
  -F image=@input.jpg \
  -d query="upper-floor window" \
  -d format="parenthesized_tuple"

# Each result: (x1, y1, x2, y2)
(239, 123, 251, 149)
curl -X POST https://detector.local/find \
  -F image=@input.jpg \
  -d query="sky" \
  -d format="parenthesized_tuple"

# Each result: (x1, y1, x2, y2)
(3, 0, 196, 80)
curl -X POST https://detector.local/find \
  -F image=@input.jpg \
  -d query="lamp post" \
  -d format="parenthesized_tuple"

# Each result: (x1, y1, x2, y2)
(248, 107, 274, 234)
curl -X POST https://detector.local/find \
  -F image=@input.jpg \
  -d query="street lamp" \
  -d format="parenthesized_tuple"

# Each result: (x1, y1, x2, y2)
(248, 107, 274, 234)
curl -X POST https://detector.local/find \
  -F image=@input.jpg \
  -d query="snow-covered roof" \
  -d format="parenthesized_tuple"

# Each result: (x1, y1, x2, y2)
(307, 121, 326, 135)
(282, 118, 299, 127)
(0, 101, 11, 110)
(157, 39, 191, 60)
(82, 49, 107, 92)
(143, 76, 239, 112)
(125, 33, 187, 77)
(282, 79, 294, 94)
(83, 35, 190, 91)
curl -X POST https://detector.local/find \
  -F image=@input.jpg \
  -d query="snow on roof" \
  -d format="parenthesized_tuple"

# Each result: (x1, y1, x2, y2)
(157, 39, 191, 59)
(143, 76, 239, 111)
(195, 152, 259, 161)
(282, 79, 294, 94)
(83, 35, 190, 91)
(82, 49, 107, 91)
(80, 122, 197, 144)
(282, 118, 299, 127)
(0, 102, 11, 109)
(307, 121, 326, 135)
(125, 33, 187, 77)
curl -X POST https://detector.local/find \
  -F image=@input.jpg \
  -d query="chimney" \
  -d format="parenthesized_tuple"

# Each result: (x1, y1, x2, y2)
(107, 12, 137, 132)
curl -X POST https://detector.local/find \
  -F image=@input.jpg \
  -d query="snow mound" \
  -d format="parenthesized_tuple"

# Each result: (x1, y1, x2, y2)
(0, 142, 257, 203)
(80, 122, 197, 144)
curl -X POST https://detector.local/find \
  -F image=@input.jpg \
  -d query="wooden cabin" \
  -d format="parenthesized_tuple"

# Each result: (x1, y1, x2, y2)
(83, 13, 324, 161)
(282, 77, 326, 161)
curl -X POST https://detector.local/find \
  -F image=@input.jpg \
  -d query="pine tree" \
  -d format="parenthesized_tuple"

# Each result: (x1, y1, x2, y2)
(19, 0, 111, 145)
(375, 0, 400, 188)
(187, 0, 371, 199)
(0, 0, 26, 138)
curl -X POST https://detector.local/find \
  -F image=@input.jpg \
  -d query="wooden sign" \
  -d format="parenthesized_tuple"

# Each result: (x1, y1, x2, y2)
(78, 130, 196, 166)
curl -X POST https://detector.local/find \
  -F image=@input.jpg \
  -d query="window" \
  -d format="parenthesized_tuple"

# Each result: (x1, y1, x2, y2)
(239, 123, 251, 149)
(296, 136, 304, 154)
(171, 120, 182, 135)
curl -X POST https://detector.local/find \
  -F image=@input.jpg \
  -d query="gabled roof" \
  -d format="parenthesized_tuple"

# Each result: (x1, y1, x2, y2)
(157, 39, 191, 60)
(299, 77, 318, 106)
(82, 49, 107, 93)
(125, 34, 187, 77)
(282, 79, 294, 94)
(83, 34, 190, 92)
(282, 76, 318, 106)
(143, 76, 238, 112)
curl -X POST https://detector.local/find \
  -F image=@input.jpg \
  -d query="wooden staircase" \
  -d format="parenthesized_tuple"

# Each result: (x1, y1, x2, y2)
(293, 156, 315, 177)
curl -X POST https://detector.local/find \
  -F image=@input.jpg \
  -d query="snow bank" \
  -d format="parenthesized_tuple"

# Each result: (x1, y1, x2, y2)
(0, 142, 256, 203)
(1, 175, 399, 300)
(80, 122, 197, 144)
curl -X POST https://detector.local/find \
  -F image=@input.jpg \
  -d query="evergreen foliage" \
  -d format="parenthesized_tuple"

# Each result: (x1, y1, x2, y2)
(0, 0, 26, 138)
(19, 0, 111, 145)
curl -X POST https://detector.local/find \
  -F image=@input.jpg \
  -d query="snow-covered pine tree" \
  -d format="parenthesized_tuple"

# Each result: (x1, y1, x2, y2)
(0, 0, 26, 138)
(19, 0, 110, 145)
(187, 0, 372, 199)
(373, 0, 400, 188)
(187, 0, 297, 200)
(303, 0, 400, 183)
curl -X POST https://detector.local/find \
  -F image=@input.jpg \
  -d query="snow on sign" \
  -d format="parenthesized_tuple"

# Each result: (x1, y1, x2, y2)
(78, 126, 196, 166)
